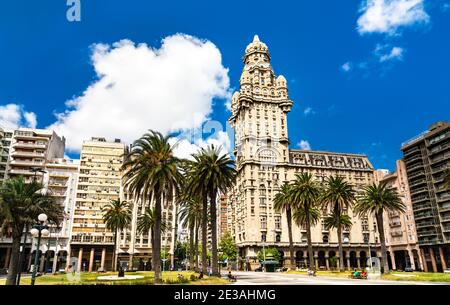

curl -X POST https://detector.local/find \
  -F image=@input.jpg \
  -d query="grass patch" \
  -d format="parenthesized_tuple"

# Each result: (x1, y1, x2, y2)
(287, 270, 450, 282)
(0, 271, 229, 285)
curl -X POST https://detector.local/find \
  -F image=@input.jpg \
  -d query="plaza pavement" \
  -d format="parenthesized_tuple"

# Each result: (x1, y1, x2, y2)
(226, 271, 448, 285)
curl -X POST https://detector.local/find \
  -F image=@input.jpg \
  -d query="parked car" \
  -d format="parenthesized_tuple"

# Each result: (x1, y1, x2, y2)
(444, 268, 450, 274)
(404, 267, 414, 272)
(275, 267, 288, 272)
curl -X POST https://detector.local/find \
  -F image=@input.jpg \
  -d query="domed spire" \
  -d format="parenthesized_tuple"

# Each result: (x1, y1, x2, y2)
(244, 35, 270, 63)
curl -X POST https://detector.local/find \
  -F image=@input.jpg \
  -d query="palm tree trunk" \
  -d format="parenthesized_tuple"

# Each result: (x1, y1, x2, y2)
(335, 205, 344, 272)
(286, 207, 295, 270)
(376, 212, 389, 274)
(6, 230, 22, 285)
(171, 201, 178, 270)
(201, 191, 208, 274)
(189, 222, 195, 270)
(154, 190, 163, 284)
(306, 208, 315, 271)
(337, 224, 344, 271)
(150, 228, 154, 271)
(194, 221, 199, 272)
(112, 230, 117, 272)
(16, 224, 29, 285)
(210, 189, 219, 276)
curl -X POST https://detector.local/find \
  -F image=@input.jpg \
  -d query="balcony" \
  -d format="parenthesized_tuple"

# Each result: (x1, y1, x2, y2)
(9, 160, 45, 167)
(10, 151, 45, 158)
(8, 169, 41, 176)
(409, 179, 426, 188)
(410, 187, 428, 195)
(12, 142, 46, 149)
(405, 154, 422, 165)
(389, 221, 402, 227)
(416, 221, 435, 229)
(414, 203, 432, 211)
(390, 231, 403, 237)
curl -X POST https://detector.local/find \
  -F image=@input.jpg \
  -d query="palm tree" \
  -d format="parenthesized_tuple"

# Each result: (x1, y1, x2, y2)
(273, 182, 296, 270)
(321, 175, 356, 272)
(179, 197, 202, 271)
(122, 130, 182, 284)
(292, 205, 320, 269)
(290, 172, 322, 270)
(137, 207, 169, 261)
(354, 183, 404, 274)
(186, 145, 236, 276)
(102, 199, 132, 272)
(323, 212, 353, 233)
(0, 176, 63, 285)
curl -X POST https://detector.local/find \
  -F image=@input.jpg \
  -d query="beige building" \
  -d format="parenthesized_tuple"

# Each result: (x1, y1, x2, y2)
(8, 128, 65, 182)
(227, 35, 380, 271)
(70, 137, 125, 272)
(0, 128, 13, 182)
(117, 191, 177, 271)
(0, 128, 71, 273)
(374, 160, 423, 271)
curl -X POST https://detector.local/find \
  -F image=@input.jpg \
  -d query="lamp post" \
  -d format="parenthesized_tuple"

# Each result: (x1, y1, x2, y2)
(30, 213, 50, 286)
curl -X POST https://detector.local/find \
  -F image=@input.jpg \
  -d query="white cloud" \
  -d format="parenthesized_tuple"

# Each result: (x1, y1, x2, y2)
(375, 44, 405, 62)
(303, 107, 316, 116)
(24, 112, 37, 129)
(442, 3, 450, 12)
(357, 0, 430, 35)
(48, 34, 231, 152)
(341, 62, 352, 72)
(297, 140, 311, 150)
(0, 103, 37, 129)
(170, 130, 231, 160)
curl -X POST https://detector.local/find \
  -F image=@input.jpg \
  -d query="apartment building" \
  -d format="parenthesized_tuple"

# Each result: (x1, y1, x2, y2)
(0, 128, 13, 182)
(374, 160, 423, 271)
(401, 121, 450, 272)
(70, 137, 125, 272)
(8, 128, 65, 183)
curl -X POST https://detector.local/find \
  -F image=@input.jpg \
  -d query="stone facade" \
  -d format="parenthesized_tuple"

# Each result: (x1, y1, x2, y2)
(227, 36, 380, 271)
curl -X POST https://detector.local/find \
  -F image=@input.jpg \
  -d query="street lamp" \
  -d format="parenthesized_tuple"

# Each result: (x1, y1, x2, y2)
(30, 213, 50, 285)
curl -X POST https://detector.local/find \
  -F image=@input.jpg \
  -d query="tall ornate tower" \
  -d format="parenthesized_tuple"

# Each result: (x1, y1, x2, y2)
(229, 35, 293, 169)
(228, 36, 378, 271)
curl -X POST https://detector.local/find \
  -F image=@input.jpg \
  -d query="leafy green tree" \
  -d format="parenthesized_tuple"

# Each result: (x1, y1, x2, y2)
(102, 199, 132, 271)
(321, 176, 356, 271)
(257, 247, 282, 263)
(219, 231, 238, 261)
(174, 241, 188, 265)
(273, 183, 295, 270)
(122, 130, 182, 284)
(0, 176, 63, 285)
(354, 183, 404, 274)
(186, 145, 236, 276)
(290, 173, 322, 270)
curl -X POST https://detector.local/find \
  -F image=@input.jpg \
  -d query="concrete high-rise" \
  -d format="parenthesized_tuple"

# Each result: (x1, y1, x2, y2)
(70, 137, 125, 272)
(401, 121, 449, 272)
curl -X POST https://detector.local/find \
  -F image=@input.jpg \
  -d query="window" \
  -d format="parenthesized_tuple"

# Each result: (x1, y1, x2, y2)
(275, 216, 281, 229)
(276, 234, 281, 242)
(261, 234, 266, 242)
(322, 235, 329, 243)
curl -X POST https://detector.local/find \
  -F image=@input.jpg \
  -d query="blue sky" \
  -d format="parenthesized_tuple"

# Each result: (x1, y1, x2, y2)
(0, 0, 449, 171)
